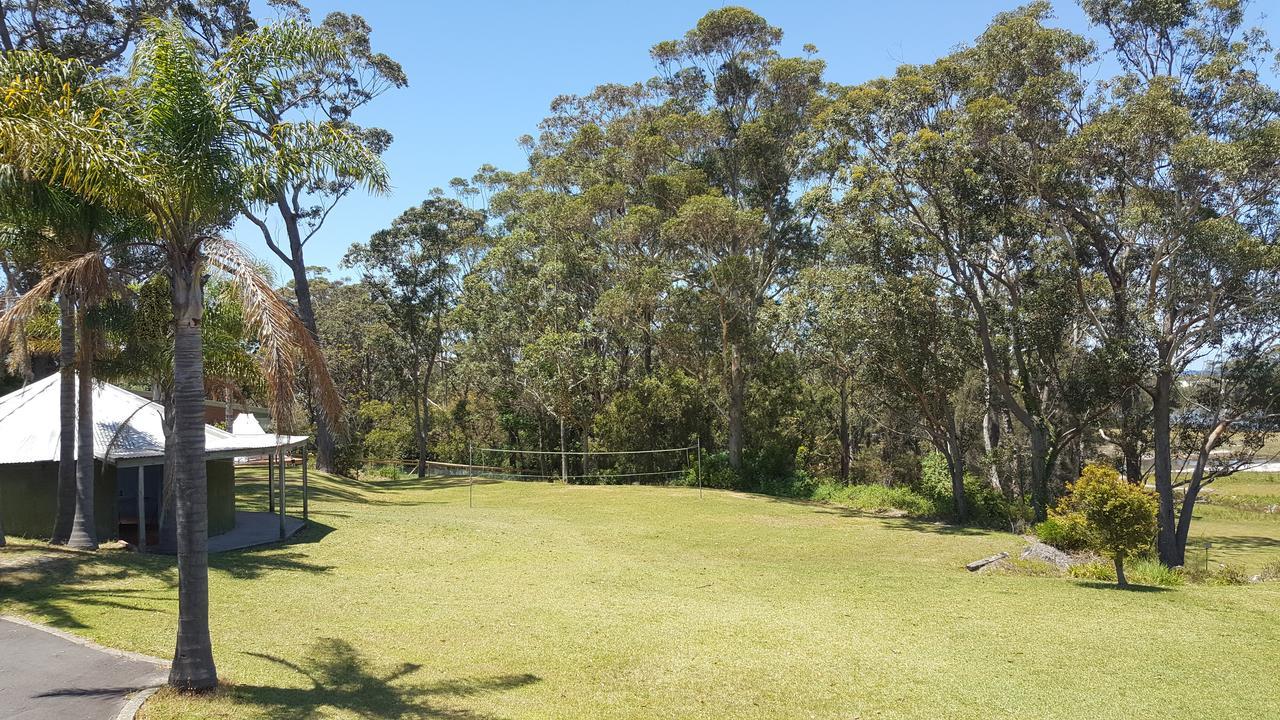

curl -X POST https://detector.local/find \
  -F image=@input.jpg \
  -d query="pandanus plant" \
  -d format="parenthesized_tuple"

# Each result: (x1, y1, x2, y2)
(0, 19, 354, 690)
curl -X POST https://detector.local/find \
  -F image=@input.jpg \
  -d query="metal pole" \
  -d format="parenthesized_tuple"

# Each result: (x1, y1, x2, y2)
(697, 437, 702, 500)
(468, 442, 474, 509)
(302, 449, 309, 524)
(278, 446, 286, 540)
(136, 466, 145, 553)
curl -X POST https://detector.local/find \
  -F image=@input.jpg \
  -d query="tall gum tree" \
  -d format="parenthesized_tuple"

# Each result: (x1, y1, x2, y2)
(235, 8, 404, 473)
(649, 7, 826, 472)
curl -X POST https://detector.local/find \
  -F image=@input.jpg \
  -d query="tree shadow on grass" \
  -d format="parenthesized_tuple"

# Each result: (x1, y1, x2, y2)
(1197, 535, 1280, 554)
(1071, 580, 1172, 593)
(0, 546, 177, 628)
(231, 637, 539, 719)
(759, 494, 993, 536)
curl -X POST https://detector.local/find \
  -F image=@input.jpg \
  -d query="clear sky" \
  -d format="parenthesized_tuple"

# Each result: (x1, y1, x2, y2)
(234, 0, 1275, 281)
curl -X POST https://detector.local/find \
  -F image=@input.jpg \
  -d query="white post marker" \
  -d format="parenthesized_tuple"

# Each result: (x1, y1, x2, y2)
(278, 446, 286, 540)
(302, 450, 309, 524)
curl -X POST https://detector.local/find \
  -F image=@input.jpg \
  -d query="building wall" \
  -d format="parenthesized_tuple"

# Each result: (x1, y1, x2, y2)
(0, 461, 116, 539)
(208, 459, 235, 536)
(0, 460, 234, 540)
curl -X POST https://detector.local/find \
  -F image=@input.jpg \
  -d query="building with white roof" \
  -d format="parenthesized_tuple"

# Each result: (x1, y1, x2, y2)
(0, 374, 308, 547)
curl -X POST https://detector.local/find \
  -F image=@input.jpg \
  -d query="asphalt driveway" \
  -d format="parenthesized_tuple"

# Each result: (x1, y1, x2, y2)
(0, 617, 167, 720)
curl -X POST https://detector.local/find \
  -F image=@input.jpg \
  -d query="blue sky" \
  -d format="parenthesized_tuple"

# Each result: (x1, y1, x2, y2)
(234, 0, 1274, 281)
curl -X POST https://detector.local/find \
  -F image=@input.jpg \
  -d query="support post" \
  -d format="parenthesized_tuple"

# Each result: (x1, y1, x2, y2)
(302, 448, 309, 524)
(278, 446, 286, 540)
(268, 451, 275, 513)
(136, 466, 145, 553)
(697, 437, 702, 500)
(468, 442, 474, 509)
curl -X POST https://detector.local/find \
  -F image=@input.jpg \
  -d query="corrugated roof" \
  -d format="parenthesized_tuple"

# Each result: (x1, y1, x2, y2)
(0, 374, 307, 466)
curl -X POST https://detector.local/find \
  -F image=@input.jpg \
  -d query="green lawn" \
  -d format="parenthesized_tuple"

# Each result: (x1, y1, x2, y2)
(2, 470, 1278, 719)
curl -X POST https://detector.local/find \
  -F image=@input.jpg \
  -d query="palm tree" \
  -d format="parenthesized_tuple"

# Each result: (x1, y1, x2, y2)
(0, 21, 345, 690)
(0, 172, 113, 547)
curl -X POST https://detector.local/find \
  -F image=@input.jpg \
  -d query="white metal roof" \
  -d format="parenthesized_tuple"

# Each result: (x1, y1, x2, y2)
(0, 374, 308, 467)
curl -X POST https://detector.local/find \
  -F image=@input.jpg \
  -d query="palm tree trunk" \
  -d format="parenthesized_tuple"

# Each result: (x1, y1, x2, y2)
(67, 307, 97, 550)
(51, 294, 76, 544)
(168, 269, 217, 691)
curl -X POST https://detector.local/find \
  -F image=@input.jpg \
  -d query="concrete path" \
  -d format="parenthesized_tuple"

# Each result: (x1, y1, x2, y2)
(0, 617, 167, 720)
(206, 510, 304, 553)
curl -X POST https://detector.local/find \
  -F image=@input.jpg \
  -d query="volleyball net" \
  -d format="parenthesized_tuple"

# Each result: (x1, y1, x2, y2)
(469, 444, 699, 485)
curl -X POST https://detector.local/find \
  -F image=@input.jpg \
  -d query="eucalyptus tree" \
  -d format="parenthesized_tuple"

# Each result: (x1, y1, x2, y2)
(817, 4, 1102, 519)
(0, 19, 344, 690)
(648, 7, 827, 472)
(1056, 0, 1280, 565)
(235, 7, 403, 472)
(345, 195, 483, 477)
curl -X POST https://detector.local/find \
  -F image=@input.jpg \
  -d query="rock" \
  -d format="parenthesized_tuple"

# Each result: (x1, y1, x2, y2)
(965, 552, 1009, 572)
(1020, 541, 1074, 570)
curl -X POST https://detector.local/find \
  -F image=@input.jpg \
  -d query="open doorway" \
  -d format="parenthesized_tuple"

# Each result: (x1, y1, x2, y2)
(116, 464, 162, 547)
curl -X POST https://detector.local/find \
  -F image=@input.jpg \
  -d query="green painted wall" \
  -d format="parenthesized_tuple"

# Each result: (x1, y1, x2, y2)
(0, 460, 235, 540)
(0, 461, 116, 540)
(208, 459, 235, 537)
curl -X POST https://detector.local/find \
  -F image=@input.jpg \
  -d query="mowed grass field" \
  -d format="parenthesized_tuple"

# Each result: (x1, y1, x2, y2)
(2, 470, 1278, 720)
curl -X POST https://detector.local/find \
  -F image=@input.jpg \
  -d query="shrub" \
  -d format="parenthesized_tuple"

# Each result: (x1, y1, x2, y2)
(916, 452, 1014, 528)
(1062, 464, 1159, 587)
(1068, 558, 1184, 587)
(811, 481, 936, 516)
(1258, 558, 1280, 582)
(1035, 513, 1092, 553)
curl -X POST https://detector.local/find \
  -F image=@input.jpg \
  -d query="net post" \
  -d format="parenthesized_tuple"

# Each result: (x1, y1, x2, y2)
(468, 442, 474, 508)
(697, 438, 702, 500)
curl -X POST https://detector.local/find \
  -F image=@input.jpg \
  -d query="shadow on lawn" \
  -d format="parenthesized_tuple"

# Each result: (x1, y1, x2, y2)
(759, 494, 992, 536)
(236, 471, 487, 509)
(1072, 580, 1172, 593)
(233, 638, 539, 720)
(0, 533, 335, 627)
(0, 545, 177, 628)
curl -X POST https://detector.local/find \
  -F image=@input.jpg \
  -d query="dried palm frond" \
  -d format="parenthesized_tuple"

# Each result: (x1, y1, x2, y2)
(203, 236, 342, 433)
(0, 251, 112, 343)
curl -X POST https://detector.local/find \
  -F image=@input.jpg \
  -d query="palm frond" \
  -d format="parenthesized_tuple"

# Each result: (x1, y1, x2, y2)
(203, 237, 342, 432)
(0, 251, 111, 342)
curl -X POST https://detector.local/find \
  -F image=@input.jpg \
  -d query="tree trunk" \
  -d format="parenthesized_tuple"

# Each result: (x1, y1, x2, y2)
(981, 368, 1003, 493)
(67, 309, 97, 550)
(281, 221, 337, 474)
(559, 415, 568, 483)
(167, 266, 217, 691)
(946, 432, 968, 523)
(52, 295, 77, 544)
(1119, 388, 1144, 485)
(1114, 555, 1127, 588)
(726, 340, 745, 473)
(1028, 427, 1051, 523)
(1151, 367, 1178, 566)
(838, 374, 850, 484)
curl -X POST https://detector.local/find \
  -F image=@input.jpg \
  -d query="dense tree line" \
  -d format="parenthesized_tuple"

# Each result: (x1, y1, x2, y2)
(324, 1, 1280, 569)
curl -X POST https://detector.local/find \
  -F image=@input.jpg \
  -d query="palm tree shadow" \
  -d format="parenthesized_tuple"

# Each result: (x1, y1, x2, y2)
(231, 638, 539, 719)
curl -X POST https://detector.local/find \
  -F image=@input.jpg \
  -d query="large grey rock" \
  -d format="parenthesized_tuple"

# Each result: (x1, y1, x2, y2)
(1020, 541, 1077, 570)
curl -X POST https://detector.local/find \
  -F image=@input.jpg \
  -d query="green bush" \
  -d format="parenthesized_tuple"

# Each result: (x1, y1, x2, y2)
(1035, 513, 1093, 553)
(1258, 558, 1280, 582)
(811, 481, 936, 516)
(916, 452, 1014, 528)
(1057, 464, 1159, 587)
